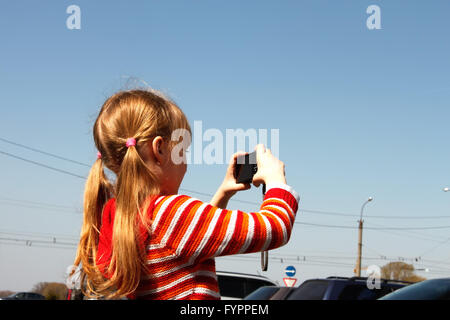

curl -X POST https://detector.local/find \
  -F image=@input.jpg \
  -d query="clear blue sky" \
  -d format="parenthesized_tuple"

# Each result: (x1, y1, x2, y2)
(1, 0, 450, 291)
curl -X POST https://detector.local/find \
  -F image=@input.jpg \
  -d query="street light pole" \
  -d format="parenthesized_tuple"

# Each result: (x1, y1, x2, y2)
(356, 197, 373, 277)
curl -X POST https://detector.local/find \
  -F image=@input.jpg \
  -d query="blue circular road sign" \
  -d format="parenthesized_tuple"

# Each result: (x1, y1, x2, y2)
(285, 265, 296, 277)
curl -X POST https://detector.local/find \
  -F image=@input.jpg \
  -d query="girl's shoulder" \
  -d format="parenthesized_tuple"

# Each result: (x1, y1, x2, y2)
(152, 193, 204, 208)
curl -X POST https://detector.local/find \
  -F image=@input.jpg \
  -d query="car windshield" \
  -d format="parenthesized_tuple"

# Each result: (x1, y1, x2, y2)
(244, 287, 280, 300)
(380, 279, 450, 300)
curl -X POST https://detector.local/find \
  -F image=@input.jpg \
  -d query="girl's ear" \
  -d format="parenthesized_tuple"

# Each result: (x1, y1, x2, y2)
(151, 136, 164, 165)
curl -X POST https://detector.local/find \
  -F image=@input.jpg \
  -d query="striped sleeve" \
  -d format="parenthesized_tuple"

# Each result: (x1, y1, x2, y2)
(151, 184, 299, 263)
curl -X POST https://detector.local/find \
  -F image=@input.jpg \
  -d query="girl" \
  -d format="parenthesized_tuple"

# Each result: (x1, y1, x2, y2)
(73, 89, 300, 300)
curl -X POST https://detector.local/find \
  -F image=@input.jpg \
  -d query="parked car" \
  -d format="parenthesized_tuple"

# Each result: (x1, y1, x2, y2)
(379, 278, 450, 300)
(245, 276, 411, 300)
(217, 271, 278, 300)
(0, 292, 46, 300)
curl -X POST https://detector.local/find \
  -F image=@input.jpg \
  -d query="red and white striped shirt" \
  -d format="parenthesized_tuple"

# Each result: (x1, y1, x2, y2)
(97, 184, 299, 300)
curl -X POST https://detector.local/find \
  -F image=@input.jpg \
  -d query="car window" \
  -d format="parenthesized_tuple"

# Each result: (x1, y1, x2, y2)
(338, 284, 369, 300)
(218, 275, 246, 298)
(28, 293, 44, 299)
(287, 280, 329, 300)
(16, 293, 25, 299)
(338, 284, 385, 300)
(218, 275, 276, 299)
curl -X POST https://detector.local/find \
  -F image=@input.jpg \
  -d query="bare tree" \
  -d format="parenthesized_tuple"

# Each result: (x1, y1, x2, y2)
(0, 290, 15, 298)
(42, 283, 68, 300)
(381, 262, 426, 283)
(31, 282, 49, 294)
(31, 282, 68, 300)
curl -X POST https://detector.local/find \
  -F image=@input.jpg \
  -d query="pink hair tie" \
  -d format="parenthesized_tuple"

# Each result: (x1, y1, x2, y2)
(97, 151, 102, 159)
(126, 138, 136, 148)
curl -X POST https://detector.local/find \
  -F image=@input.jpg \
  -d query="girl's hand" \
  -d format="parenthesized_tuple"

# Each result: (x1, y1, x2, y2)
(252, 144, 286, 187)
(210, 152, 251, 209)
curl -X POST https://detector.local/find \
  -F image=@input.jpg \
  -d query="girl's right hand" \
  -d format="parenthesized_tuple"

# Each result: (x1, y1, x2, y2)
(252, 144, 287, 187)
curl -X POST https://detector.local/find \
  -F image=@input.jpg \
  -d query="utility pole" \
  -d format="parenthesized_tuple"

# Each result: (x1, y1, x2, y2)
(356, 197, 373, 277)
(356, 219, 363, 277)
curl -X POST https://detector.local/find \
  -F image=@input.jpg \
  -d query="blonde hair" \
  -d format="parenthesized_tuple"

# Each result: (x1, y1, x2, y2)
(73, 89, 191, 299)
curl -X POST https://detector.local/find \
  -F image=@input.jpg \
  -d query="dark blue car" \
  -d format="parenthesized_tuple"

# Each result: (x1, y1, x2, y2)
(0, 292, 45, 300)
(245, 276, 411, 300)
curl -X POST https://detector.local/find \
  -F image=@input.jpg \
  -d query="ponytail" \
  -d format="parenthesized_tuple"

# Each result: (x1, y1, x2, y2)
(105, 142, 160, 299)
(73, 156, 113, 297)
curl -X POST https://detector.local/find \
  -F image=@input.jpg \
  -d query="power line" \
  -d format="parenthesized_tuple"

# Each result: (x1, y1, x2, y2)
(2, 238, 449, 276)
(0, 241, 77, 251)
(0, 196, 80, 210)
(0, 137, 90, 167)
(0, 229, 80, 240)
(219, 255, 450, 275)
(1, 193, 449, 238)
(2, 232, 449, 274)
(0, 229, 414, 265)
(0, 138, 259, 205)
(0, 148, 261, 207)
(364, 221, 449, 243)
(420, 258, 450, 267)
(0, 149, 86, 180)
(3, 139, 450, 232)
(365, 215, 450, 220)
(0, 200, 82, 215)
(218, 255, 356, 269)
(0, 236, 78, 247)
(0, 146, 450, 230)
(275, 250, 450, 268)
(4, 136, 450, 219)
(295, 221, 450, 231)
(417, 238, 450, 259)
(361, 244, 388, 259)
(299, 209, 450, 220)
(366, 227, 443, 244)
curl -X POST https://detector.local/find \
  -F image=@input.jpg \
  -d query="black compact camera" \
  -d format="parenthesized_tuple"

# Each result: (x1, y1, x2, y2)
(234, 151, 268, 271)
(234, 151, 258, 184)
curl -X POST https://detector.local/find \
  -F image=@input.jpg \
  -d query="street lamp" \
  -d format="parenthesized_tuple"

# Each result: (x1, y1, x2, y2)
(443, 187, 449, 192)
(360, 197, 374, 221)
(356, 197, 373, 277)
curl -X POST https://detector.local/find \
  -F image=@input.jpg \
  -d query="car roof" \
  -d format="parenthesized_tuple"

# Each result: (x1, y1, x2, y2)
(302, 276, 412, 285)
(216, 270, 277, 284)
(12, 292, 41, 295)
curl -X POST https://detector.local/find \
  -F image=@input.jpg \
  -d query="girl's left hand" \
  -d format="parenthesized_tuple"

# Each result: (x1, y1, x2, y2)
(210, 152, 251, 208)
